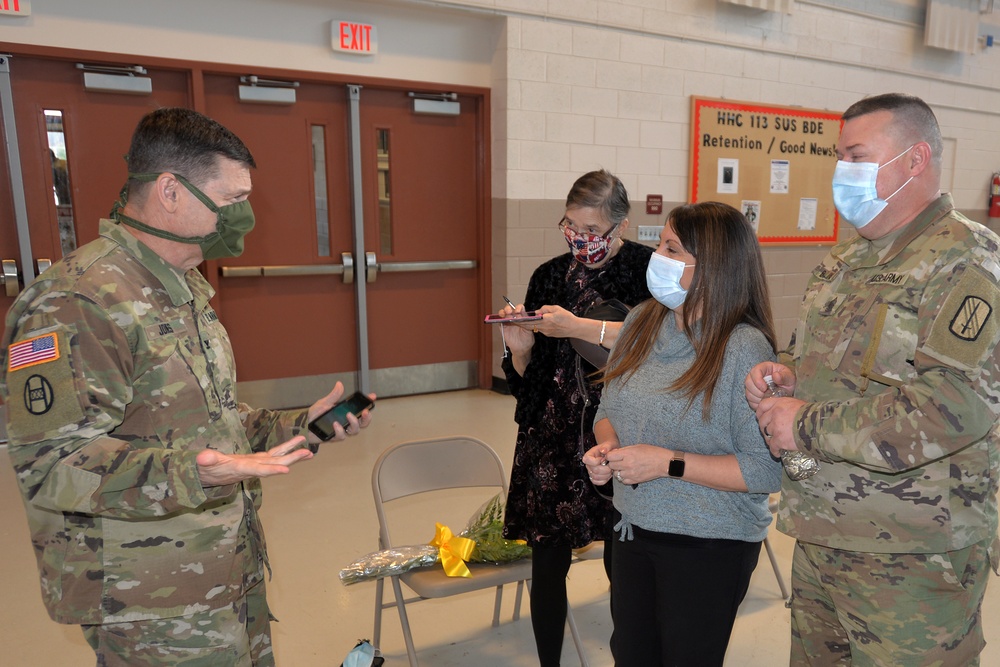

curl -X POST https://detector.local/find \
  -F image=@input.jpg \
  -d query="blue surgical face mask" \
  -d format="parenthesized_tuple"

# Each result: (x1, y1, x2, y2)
(646, 252, 694, 310)
(831, 145, 914, 229)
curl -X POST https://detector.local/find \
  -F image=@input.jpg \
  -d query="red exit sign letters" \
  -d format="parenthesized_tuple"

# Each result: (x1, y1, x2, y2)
(331, 20, 378, 55)
(0, 0, 30, 16)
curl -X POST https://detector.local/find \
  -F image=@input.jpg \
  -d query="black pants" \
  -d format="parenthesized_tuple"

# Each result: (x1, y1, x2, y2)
(530, 524, 614, 666)
(610, 525, 761, 667)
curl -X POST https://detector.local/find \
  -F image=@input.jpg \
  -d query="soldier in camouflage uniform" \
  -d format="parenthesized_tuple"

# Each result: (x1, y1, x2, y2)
(746, 93, 1000, 665)
(0, 108, 372, 666)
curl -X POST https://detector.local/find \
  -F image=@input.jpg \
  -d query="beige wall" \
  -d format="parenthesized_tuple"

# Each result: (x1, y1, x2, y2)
(480, 0, 1000, 379)
(3, 0, 1000, 384)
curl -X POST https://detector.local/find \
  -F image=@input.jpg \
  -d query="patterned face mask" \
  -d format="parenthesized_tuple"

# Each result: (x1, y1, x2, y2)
(560, 218, 620, 265)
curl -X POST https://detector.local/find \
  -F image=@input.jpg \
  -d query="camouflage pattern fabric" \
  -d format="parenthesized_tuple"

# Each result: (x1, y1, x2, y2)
(81, 579, 273, 666)
(780, 195, 1000, 557)
(777, 194, 1000, 664)
(0, 219, 308, 629)
(789, 539, 990, 666)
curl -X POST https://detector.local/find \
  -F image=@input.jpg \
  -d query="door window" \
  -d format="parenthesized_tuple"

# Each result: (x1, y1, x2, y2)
(376, 128, 392, 255)
(312, 124, 331, 257)
(44, 109, 77, 256)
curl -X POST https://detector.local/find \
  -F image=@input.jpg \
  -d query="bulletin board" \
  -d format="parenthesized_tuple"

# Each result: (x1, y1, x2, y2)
(689, 97, 843, 245)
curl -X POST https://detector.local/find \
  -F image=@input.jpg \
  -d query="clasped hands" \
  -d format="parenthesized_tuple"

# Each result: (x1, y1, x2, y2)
(582, 442, 664, 487)
(744, 362, 804, 458)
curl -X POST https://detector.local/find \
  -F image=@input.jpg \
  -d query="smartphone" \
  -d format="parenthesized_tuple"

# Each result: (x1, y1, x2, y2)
(308, 391, 375, 441)
(484, 311, 542, 324)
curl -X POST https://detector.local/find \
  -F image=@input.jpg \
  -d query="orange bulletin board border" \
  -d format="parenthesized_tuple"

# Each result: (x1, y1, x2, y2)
(690, 97, 843, 245)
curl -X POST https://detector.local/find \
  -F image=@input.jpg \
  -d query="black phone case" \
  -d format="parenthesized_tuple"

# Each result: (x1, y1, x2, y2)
(307, 393, 373, 443)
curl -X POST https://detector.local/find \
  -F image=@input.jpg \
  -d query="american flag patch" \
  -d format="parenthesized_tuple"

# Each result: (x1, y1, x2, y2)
(7, 333, 60, 372)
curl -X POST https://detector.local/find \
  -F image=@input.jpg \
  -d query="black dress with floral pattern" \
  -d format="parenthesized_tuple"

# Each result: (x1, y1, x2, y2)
(501, 241, 653, 548)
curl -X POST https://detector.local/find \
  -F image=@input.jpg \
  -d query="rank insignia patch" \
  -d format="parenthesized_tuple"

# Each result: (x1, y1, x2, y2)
(7, 333, 59, 372)
(949, 296, 992, 341)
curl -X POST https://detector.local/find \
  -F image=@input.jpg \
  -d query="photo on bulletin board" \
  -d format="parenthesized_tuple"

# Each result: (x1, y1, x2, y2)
(689, 97, 843, 245)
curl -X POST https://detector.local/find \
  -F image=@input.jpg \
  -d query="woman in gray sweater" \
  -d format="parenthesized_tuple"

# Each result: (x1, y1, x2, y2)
(583, 201, 783, 666)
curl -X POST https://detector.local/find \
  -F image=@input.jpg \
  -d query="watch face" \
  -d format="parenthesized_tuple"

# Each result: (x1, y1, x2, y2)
(668, 457, 685, 478)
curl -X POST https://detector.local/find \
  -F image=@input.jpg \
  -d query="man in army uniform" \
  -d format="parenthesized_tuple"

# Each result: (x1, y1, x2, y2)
(746, 93, 1000, 665)
(0, 108, 372, 666)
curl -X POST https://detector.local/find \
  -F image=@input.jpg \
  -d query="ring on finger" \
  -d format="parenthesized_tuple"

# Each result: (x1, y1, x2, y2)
(763, 427, 772, 438)
(615, 471, 623, 482)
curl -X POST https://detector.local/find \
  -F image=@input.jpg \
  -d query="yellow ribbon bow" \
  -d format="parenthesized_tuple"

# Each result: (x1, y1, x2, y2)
(430, 523, 476, 578)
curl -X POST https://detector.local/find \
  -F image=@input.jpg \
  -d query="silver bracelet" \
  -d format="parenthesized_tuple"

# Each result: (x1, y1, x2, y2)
(599, 320, 607, 348)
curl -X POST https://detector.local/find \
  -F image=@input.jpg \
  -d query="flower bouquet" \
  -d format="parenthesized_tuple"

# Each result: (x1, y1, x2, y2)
(339, 494, 531, 585)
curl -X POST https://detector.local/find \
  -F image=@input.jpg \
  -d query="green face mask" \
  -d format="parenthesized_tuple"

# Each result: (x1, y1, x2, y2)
(111, 172, 255, 259)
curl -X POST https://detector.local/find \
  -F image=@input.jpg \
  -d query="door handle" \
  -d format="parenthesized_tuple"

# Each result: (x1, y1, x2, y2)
(218, 253, 476, 287)
(36, 258, 52, 275)
(365, 252, 477, 283)
(1, 258, 20, 297)
(219, 252, 356, 284)
(365, 255, 476, 284)
(377, 259, 477, 273)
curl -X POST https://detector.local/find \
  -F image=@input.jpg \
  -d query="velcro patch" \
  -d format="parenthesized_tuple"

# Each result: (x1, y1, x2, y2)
(7, 332, 59, 372)
(5, 328, 86, 441)
(925, 266, 1000, 372)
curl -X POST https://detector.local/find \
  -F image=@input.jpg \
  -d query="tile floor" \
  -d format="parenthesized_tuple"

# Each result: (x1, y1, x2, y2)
(1, 388, 998, 666)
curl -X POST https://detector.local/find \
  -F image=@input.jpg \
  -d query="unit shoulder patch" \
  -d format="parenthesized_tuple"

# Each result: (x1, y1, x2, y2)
(925, 265, 1000, 371)
(5, 329, 86, 442)
(949, 296, 992, 341)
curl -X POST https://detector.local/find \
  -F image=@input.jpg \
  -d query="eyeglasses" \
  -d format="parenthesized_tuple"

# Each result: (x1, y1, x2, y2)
(558, 217, 618, 240)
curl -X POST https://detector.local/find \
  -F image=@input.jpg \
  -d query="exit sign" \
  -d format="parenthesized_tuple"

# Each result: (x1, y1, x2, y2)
(331, 20, 378, 55)
(0, 0, 31, 15)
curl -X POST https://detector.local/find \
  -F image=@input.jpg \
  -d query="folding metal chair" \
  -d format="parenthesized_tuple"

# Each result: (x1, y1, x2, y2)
(371, 436, 531, 667)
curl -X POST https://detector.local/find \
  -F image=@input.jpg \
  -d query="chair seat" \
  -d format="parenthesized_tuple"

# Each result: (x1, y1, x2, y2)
(572, 541, 604, 561)
(400, 558, 533, 598)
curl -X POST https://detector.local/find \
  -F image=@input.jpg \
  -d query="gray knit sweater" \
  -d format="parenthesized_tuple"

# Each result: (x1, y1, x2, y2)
(595, 309, 782, 543)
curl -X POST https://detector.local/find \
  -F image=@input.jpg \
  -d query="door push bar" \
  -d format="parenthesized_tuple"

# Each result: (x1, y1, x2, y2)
(0, 258, 51, 297)
(221, 252, 355, 283)
(220, 252, 475, 284)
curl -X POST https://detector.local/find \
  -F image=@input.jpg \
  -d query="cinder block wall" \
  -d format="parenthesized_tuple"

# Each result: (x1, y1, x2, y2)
(483, 0, 1000, 380)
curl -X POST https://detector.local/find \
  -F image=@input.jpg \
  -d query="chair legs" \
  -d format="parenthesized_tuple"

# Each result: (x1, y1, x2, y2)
(763, 535, 790, 603)
(491, 585, 504, 627)
(565, 602, 591, 667)
(376, 577, 528, 667)
(513, 580, 524, 622)
(528, 579, 592, 667)
(390, 576, 420, 667)
(373, 577, 384, 649)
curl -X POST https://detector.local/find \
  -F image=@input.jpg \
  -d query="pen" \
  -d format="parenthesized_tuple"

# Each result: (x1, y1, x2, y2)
(502, 295, 516, 309)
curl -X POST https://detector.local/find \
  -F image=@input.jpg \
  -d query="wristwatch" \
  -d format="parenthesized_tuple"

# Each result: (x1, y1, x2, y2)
(667, 450, 686, 478)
